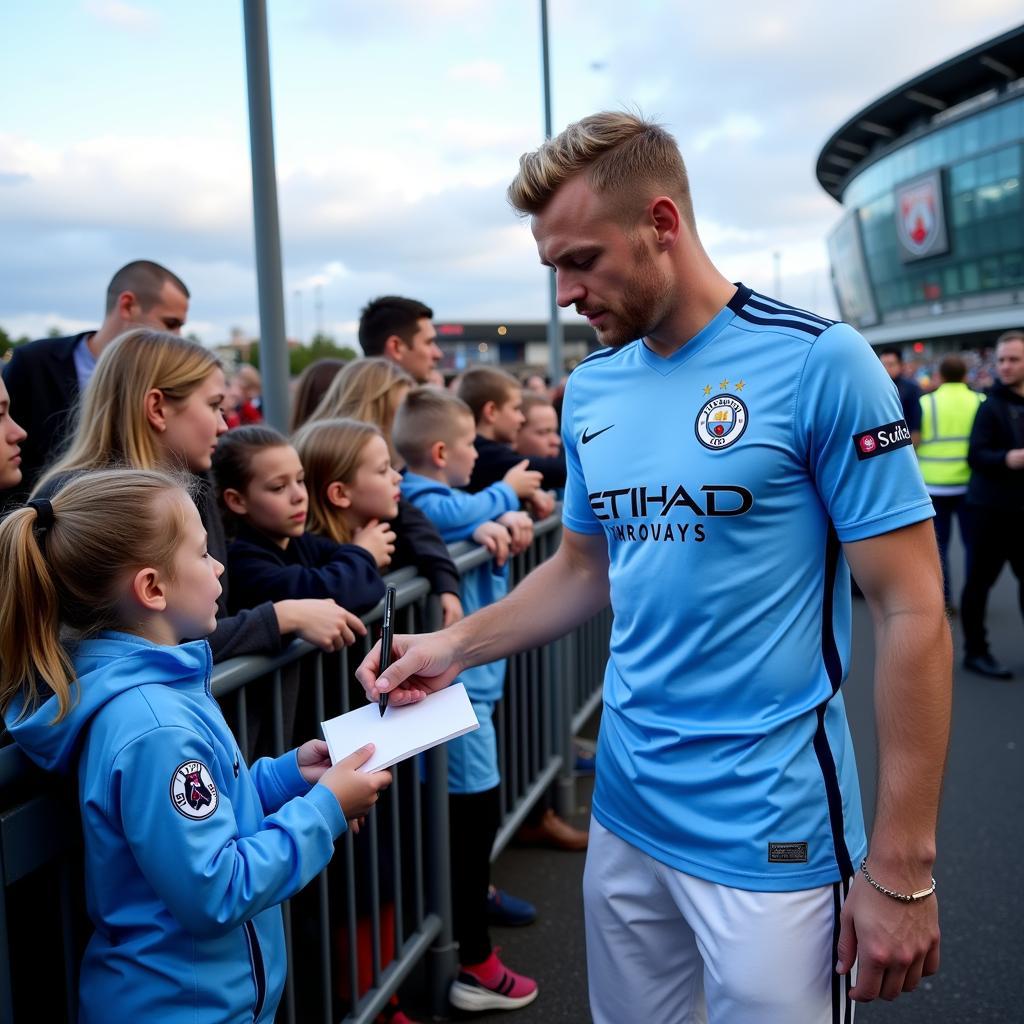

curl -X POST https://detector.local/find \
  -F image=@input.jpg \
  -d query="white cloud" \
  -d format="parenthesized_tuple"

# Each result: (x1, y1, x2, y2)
(692, 113, 764, 154)
(447, 60, 507, 87)
(84, 1, 159, 32)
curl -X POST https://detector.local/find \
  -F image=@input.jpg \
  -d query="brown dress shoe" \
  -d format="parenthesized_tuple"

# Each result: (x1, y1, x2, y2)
(516, 808, 589, 851)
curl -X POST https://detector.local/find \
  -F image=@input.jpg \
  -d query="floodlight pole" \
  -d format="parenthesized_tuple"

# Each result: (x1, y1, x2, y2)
(540, 0, 564, 384)
(242, 0, 290, 431)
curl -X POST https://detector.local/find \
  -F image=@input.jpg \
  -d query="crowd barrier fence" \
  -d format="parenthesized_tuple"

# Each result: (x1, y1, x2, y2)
(0, 513, 611, 1023)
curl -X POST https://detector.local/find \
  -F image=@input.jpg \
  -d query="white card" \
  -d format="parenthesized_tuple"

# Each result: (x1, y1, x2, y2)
(321, 683, 480, 772)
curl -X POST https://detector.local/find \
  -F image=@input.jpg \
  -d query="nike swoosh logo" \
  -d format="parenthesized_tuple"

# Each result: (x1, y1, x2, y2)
(581, 425, 614, 444)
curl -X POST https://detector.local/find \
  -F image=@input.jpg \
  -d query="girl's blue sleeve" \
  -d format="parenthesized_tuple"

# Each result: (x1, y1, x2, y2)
(111, 725, 346, 938)
(248, 749, 311, 815)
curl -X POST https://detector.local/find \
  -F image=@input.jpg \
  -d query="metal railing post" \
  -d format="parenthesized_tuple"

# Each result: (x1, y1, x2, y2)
(555, 629, 577, 820)
(422, 595, 457, 1017)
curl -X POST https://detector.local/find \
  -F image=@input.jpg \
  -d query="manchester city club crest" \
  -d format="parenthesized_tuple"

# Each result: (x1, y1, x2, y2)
(170, 760, 219, 820)
(695, 394, 748, 450)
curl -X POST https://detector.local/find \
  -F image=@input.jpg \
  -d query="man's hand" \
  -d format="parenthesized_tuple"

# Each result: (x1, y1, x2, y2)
(1005, 448, 1024, 470)
(355, 631, 462, 707)
(836, 871, 940, 1002)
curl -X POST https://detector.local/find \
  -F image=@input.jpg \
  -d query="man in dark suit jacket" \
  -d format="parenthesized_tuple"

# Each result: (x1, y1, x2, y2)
(2, 260, 189, 500)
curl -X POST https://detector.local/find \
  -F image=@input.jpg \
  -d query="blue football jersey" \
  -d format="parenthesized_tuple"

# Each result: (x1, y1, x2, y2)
(562, 284, 933, 891)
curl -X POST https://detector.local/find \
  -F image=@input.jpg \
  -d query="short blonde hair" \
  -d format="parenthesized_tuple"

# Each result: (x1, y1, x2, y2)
(292, 417, 382, 544)
(457, 366, 520, 423)
(36, 328, 221, 492)
(507, 110, 694, 228)
(0, 469, 191, 722)
(392, 387, 473, 469)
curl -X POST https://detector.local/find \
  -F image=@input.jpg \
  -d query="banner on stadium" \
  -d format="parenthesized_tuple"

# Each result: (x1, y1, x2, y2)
(895, 170, 949, 263)
(827, 209, 879, 328)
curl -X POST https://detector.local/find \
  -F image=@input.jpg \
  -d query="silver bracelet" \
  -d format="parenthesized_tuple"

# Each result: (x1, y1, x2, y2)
(860, 858, 936, 903)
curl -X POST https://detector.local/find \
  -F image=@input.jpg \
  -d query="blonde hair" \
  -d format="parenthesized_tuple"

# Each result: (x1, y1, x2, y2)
(310, 357, 413, 461)
(521, 390, 555, 419)
(292, 418, 382, 544)
(507, 110, 695, 228)
(392, 386, 473, 469)
(0, 469, 192, 722)
(35, 328, 221, 493)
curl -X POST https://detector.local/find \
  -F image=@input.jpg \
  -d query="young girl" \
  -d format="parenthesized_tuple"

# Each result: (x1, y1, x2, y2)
(0, 468, 391, 1023)
(307, 359, 465, 628)
(33, 328, 361, 662)
(213, 425, 387, 612)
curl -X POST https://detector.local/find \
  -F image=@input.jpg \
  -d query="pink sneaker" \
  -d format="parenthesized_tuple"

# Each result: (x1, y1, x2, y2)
(448, 948, 538, 1012)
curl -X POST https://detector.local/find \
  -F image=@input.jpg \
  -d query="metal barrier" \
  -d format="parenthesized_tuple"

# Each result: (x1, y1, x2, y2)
(0, 514, 610, 1023)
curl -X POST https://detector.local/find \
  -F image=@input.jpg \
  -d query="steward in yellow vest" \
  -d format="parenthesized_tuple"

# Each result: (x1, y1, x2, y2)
(916, 354, 984, 611)
(917, 364, 984, 494)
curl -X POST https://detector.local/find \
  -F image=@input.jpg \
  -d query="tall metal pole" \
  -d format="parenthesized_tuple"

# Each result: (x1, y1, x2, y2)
(540, 0, 564, 384)
(242, 0, 290, 431)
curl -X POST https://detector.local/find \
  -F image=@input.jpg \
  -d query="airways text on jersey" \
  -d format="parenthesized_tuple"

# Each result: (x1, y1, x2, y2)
(589, 481, 754, 543)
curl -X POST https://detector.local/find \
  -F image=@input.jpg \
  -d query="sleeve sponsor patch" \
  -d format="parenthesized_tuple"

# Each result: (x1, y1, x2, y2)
(170, 760, 219, 820)
(852, 419, 912, 460)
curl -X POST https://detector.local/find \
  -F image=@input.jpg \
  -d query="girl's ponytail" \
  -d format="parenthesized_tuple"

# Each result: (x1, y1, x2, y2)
(0, 503, 74, 720)
(0, 469, 191, 723)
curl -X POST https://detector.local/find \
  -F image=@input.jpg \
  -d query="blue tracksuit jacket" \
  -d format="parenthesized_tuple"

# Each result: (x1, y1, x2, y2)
(4, 633, 347, 1023)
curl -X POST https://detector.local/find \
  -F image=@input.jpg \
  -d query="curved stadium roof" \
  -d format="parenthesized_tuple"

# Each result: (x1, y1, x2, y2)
(816, 24, 1024, 201)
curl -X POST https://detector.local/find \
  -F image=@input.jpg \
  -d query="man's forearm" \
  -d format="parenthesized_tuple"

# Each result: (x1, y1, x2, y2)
(868, 606, 952, 882)
(448, 538, 610, 670)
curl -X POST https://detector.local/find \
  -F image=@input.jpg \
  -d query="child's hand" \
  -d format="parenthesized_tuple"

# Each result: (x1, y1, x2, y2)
(440, 592, 464, 627)
(353, 519, 397, 568)
(472, 520, 512, 567)
(317, 743, 392, 818)
(275, 598, 367, 651)
(527, 489, 556, 520)
(498, 511, 534, 555)
(296, 739, 332, 784)
(503, 459, 543, 499)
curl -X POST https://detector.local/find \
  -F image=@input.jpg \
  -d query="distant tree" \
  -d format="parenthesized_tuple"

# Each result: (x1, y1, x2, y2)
(243, 333, 356, 376)
(0, 326, 31, 359)
(47, 326, 62, 338)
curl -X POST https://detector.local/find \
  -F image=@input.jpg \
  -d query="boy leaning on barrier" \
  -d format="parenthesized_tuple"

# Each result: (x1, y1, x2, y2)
(392, 387, 541, 1014)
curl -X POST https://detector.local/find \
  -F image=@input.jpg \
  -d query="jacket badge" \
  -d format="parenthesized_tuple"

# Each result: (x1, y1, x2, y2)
(171, 760, 219, 820)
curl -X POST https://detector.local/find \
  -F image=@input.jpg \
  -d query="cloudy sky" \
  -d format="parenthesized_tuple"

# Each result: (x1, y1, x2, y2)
(1, 1, 1021, 348)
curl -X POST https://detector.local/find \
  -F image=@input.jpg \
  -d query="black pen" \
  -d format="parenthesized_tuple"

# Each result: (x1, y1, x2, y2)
(378, 584, 397, 717)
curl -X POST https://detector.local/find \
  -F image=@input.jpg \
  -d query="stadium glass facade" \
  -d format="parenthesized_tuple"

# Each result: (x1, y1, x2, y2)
(818, 27, 1024, 348)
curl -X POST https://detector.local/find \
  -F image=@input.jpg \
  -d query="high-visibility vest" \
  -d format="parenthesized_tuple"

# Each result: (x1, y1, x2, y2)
(916, 382, 984, 489)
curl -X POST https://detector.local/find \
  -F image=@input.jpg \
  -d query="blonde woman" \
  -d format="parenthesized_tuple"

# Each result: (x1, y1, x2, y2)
(305, 359, 465, 627)
(34, 328, 363, 662)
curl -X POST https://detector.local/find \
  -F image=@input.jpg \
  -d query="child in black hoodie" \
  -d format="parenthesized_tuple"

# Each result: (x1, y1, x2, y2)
(213, 426, 385, 616)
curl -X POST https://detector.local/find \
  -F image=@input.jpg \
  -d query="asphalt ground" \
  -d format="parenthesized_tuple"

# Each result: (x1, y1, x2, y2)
(465, 539, 1024, 1024)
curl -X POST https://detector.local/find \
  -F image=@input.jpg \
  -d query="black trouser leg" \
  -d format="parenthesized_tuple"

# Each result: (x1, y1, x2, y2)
(961, 505, 1010, 657)
(931, 495, 957, 606)
(449, 786, 501, 966)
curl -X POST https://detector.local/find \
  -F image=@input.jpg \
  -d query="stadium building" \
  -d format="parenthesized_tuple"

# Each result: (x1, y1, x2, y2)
(818, 25, 1024, 351)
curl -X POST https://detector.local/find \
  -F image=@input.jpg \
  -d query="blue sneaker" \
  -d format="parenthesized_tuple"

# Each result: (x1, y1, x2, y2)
(486, 886, 536, 927)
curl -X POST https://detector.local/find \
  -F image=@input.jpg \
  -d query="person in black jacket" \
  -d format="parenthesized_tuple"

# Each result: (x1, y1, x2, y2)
(1, 260, 189, 504)
(458, 367, 560, 516)
(960, 331, 1024, 679)
(213, 426, 385, 614)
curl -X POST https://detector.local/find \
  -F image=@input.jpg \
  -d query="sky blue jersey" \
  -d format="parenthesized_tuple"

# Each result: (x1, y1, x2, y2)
(561, 284, 934, 891)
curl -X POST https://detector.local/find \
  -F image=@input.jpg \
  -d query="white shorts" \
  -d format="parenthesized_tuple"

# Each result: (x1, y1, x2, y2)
(584, 819, 854, 1024)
